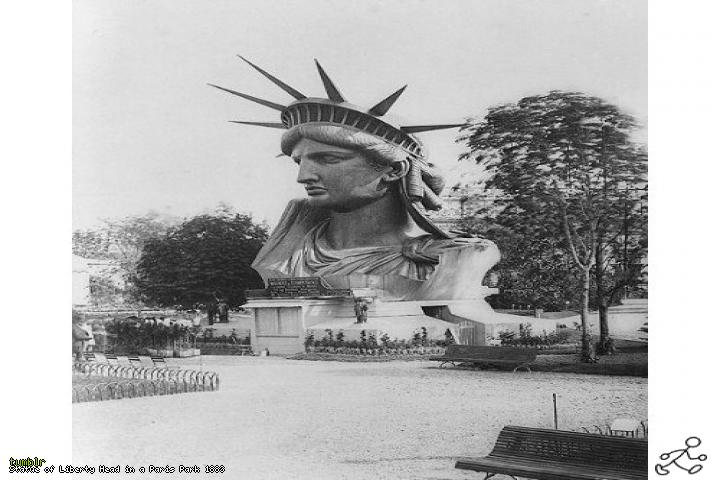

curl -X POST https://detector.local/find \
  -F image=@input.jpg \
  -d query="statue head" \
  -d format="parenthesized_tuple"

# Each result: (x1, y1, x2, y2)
(210, 57, 464, 237)
(281, 124, 410, 213)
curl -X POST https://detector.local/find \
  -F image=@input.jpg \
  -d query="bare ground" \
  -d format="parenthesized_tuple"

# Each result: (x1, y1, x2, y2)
(73, 356, 647, 480)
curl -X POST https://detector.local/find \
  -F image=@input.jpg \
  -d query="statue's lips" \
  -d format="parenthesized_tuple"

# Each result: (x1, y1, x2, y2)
(304, 187, 327, 196)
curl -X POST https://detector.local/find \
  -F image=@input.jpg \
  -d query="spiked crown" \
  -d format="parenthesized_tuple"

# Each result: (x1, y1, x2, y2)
(210, 57, 465, 238)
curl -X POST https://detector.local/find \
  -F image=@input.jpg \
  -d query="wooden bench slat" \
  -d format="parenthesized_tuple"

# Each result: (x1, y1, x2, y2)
(456, 457, 647, 480)
(456, 425, 647, 480)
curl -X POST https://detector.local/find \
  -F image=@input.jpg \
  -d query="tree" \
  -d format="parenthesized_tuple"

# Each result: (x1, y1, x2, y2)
(134, 208, 268, 308)
(73, 212, 178, 305)
(592, 184, 647, 352)
(459, 91, 647, 361)
(457, 207, 581, 311)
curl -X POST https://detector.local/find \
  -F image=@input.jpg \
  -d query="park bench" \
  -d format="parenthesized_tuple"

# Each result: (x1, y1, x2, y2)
(127, 355, 142, 367)
(455, 425, 647, 480)
(151, 356, 180, 369)
(83, 352, 97, 362)
(430, 345, 537, 372)
(238, 344, 253, 355)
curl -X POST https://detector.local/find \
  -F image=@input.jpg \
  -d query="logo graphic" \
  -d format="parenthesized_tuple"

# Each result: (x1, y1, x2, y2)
(655, 436, 707, 475)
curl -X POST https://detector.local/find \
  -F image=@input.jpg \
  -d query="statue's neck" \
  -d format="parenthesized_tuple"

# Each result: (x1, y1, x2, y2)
(325, 190, 418, 249)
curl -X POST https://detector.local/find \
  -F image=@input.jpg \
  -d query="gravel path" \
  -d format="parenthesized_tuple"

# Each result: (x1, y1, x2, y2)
(73, 356, 647, 479)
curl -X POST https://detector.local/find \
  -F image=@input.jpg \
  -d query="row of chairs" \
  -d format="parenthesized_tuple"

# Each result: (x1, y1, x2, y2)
(81, 351, 175, 369)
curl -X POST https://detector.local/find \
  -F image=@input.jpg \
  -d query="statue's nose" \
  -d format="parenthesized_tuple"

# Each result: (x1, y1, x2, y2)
(296, 158, 319, 184)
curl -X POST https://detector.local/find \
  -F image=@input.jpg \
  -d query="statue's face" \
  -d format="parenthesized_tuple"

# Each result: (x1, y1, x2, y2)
(291, 138, 389, 212)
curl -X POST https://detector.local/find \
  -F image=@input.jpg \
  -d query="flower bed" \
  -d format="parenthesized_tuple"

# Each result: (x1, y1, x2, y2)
(306, 345, 445, 356)
(288, 352, 444, 362)
(199, 344, 253, 355)
(304, 327, 453, 357)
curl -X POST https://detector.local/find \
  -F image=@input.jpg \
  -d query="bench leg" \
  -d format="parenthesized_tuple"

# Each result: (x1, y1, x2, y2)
(512, 364, 532, 373)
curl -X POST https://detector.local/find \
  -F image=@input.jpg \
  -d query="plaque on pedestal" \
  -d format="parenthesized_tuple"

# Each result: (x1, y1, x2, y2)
(246, 277, 351, 299)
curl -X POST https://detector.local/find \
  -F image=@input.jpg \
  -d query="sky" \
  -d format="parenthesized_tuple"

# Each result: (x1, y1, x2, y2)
(73, 0, 647, 230)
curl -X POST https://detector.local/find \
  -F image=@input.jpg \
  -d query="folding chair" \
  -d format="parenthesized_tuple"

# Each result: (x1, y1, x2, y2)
(610, 418, 641, 438)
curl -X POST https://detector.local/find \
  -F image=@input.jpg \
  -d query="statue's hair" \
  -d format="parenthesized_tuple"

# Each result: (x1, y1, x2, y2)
(281, 124, 410, 168)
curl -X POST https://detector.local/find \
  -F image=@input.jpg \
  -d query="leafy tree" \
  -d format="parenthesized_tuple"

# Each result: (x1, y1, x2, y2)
(73, 212, 177, 261)
(73, 212, 178, 305)
(459, 91, 647, 361)
(457, 210, 581, 311)
(592, 184, 647, 352)
(134, 208, 268, 308)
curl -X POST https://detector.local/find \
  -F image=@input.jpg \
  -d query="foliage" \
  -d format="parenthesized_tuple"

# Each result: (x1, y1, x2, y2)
(595, 337, 616, 355)
(498, 330, 516, 344)
(88, 273, 123, 306)
(195, 328, 250, 345)
(73, 212, 179, 306)
(304, 327, 450, 351)
(458, 215, 581, 310)
(105, 318, 192, 353)
(458, 91, 647, 360)
(134, 208, 268, 308)
(497, 328, 572, 347)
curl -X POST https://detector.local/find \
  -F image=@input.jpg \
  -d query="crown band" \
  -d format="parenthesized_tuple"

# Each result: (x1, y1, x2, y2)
(281, 99, 424, 157)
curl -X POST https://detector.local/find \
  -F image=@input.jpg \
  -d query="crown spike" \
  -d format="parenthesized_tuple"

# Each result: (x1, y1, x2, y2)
(207, 83, 286, 111)
(314, 59, 345, 102)
(238, 56, 306, 100)
(368, 85, 407, 116)
(400, 124, 465, 134)
(229, 121, 287, 129)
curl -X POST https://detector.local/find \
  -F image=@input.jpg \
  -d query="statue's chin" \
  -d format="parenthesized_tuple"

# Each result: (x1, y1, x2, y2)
(306, 192, 387, 213)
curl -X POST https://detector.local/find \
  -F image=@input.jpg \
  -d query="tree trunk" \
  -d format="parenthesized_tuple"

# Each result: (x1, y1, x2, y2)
(597, 299, 612, 354)
(580, 266, 595, 362)
(595, 241, 612, 354)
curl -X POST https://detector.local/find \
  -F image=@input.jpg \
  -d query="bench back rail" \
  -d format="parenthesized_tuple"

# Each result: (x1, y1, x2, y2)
(491, 426, 646, 470)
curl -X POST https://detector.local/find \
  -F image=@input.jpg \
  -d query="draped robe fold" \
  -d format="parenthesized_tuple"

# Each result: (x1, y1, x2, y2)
(252, 199, 500, 300)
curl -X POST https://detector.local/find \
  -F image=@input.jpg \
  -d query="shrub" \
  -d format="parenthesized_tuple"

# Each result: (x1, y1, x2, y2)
(497, 327, 573, 347)
(498, 330, 516, 345)
(596, 337, 616, 355)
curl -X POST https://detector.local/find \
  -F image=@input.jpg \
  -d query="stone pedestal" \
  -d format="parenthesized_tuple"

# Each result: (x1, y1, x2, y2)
(244, 288, 556, 354)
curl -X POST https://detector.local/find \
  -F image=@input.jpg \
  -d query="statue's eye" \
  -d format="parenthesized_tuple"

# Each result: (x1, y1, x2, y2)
(317, 154, 345, 164)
